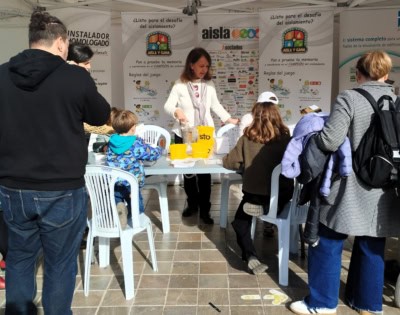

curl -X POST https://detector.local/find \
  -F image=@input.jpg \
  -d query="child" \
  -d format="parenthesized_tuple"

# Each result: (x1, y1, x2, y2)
(222, 91, 293, 274)
(106, 109, 162, 228)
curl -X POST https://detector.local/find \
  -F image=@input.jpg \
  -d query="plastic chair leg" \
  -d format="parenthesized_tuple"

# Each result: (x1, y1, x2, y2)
(98, 237, 110, 268)
(158, 183, 170, 233)
(120, 234, 135, 300)
(146, 224, 158, 271)
(84, 233, 94, 296)
(277, 222, 290, 286)
(219, 178, 230, 228)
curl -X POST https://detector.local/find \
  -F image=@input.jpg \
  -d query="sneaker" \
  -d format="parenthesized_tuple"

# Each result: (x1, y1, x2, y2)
(243, 203, 263, 216)
(116, 202, 128, 228)
(247, 256, 268, 274)
(289, 300, 336, 315)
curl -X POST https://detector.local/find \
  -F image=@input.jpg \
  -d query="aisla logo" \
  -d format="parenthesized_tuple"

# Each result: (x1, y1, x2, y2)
(201, 27, 258, 40)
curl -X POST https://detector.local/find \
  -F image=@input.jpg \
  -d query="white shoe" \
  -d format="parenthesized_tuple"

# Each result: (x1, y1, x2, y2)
(243, 203, 263, 216)
(289, 300, 336, 315)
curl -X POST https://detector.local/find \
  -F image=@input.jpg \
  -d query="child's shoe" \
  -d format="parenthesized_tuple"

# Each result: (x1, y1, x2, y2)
(247, 256, 268, 274)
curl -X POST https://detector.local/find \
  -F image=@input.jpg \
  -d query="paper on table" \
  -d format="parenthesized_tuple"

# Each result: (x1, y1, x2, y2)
(171, 159, 196, 168)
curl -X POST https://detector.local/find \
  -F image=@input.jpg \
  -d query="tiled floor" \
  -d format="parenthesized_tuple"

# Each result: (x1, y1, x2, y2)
(1, 183, 400, 315)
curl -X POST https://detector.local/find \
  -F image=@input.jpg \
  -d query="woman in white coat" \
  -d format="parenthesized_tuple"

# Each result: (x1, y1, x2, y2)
(164, 47, 239, 224)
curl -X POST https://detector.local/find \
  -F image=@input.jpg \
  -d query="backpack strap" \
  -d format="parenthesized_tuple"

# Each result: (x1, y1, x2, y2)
(353, 88, 380, 114)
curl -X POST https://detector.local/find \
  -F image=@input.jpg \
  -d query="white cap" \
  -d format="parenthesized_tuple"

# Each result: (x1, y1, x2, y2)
(257, 91, 279, 104)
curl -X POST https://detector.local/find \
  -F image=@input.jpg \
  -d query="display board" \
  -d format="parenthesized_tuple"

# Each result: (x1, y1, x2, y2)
(259, 7, 334, 125)
(121, 12, 195, 129)
(339, 8, 400, 92)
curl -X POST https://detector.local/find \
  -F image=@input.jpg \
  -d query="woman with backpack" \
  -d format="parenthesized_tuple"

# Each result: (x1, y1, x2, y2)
(289, 51, 400, 315)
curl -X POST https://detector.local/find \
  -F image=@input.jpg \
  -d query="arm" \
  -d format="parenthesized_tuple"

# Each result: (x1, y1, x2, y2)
(134, 137, 162, 161)
(81, 72, 111, 126)
(222, 136, 244, 171)
(316, 91, 354, 152)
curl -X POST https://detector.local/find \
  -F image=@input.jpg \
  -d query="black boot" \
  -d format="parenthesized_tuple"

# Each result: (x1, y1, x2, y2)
(182, 199, 198, 217)
(200, 202, 213, 224)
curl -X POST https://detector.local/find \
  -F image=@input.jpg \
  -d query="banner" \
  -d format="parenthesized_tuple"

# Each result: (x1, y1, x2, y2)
(339, 8, 400, 92)
(49, 8, 112, 103)
(198, 13, 259, 126)
(259, 8, 334, 126)
(122, 13, 195, 129)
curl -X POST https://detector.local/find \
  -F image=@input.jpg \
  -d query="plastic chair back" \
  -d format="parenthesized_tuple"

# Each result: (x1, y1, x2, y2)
(137, 125, 171, 150)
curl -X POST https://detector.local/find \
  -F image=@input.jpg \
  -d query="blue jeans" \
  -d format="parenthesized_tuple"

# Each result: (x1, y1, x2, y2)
(114, 184, 144, 217)
(305, 224, 385, 313)
(0, 186, 88, 315)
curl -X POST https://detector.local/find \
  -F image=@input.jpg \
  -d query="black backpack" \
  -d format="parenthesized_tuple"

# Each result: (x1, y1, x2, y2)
(353, 88, 400, 188)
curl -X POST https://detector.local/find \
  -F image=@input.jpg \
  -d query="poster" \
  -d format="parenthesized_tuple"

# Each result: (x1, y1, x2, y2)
(259, 7, 334, 126)
(122, 13, 195, 129)
(339, 8, 400, 92)
(198, 13, 259, 127)
(49, 8, 112, 103)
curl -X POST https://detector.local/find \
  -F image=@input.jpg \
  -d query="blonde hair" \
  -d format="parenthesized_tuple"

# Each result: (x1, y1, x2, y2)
(112, 110, 138, 134)
(356, 50, 392, 80)
(244, 102, 289, 144)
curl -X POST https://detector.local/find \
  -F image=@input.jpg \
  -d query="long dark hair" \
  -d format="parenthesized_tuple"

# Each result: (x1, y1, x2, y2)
(180, 47, 212, 82)
(244, 102, 289, 144)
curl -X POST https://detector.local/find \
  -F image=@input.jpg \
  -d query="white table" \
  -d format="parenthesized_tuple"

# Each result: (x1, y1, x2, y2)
(92, 154, 235, 233)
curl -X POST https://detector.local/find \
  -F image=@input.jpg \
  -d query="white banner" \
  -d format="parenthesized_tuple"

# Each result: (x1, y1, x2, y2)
(339, 8, 400, 93)
(259, 8, 334, 125)
(49, 8, 112, 103)
(197, 13, 259, 126)
(122, 13, 195, 129)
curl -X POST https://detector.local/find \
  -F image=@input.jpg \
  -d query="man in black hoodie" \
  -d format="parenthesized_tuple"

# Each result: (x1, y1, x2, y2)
(0, 10, 110, 315)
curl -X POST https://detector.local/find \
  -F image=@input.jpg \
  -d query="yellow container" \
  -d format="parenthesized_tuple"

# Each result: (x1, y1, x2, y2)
(169, 144, 188, 160)
(191, 142, 212, 158)
(197, 126, 214, 143)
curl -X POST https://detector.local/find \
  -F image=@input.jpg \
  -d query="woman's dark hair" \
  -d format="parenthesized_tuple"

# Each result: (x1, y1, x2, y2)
(244, 102, 289, 144)
(180, 47, 212, 82)
(29, 10, 67, 47)
(67, 43, 94, 63)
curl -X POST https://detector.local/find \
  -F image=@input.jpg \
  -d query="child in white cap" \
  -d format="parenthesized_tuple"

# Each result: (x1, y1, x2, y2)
(223, 91, 293, 274)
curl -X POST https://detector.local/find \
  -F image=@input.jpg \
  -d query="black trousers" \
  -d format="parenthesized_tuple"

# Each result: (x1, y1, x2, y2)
(175, 134, 211, 215)
(231, 192, 268, 261)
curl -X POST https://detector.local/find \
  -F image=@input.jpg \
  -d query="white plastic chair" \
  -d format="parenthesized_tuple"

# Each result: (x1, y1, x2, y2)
(137, 125, 172, 233)
(250, 164, 308, 286)
(84, 165, 158, 300)
(216, 123, 243, 228)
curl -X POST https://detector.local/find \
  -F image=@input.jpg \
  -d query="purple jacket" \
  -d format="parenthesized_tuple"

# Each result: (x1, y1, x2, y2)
(281, 113, 352, 196)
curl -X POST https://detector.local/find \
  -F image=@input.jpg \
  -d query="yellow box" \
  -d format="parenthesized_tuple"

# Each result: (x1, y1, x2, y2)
(197, 126, 214, 142)
(191, 142, 212, 158)
(169, 144, 188, 160)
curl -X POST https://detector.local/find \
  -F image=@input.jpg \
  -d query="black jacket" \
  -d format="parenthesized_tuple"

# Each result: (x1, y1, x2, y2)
(0, 49, 110, 190)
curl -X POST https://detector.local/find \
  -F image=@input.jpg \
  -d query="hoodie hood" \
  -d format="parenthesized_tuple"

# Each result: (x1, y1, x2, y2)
(8, 49, 65, 91)
(109, 134, 137, 154)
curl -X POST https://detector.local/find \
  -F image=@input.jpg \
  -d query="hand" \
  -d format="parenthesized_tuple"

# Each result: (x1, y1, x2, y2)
(174, 108, 188, 124)
(225, 117, 240, 125)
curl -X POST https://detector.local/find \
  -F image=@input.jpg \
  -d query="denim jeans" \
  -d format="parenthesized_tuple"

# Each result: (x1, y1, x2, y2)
(0, 186, 88, 315)
(114, 184, 144, 216)
(305, 224, 385, 313)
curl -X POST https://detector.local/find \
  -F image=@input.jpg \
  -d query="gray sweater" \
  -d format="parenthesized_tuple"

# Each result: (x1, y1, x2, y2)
(316, 81, 400, 237)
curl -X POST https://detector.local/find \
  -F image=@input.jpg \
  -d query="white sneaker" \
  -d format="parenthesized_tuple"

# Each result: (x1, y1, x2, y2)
(289, 300, 336, 315)
(243, 203, 263, 216)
